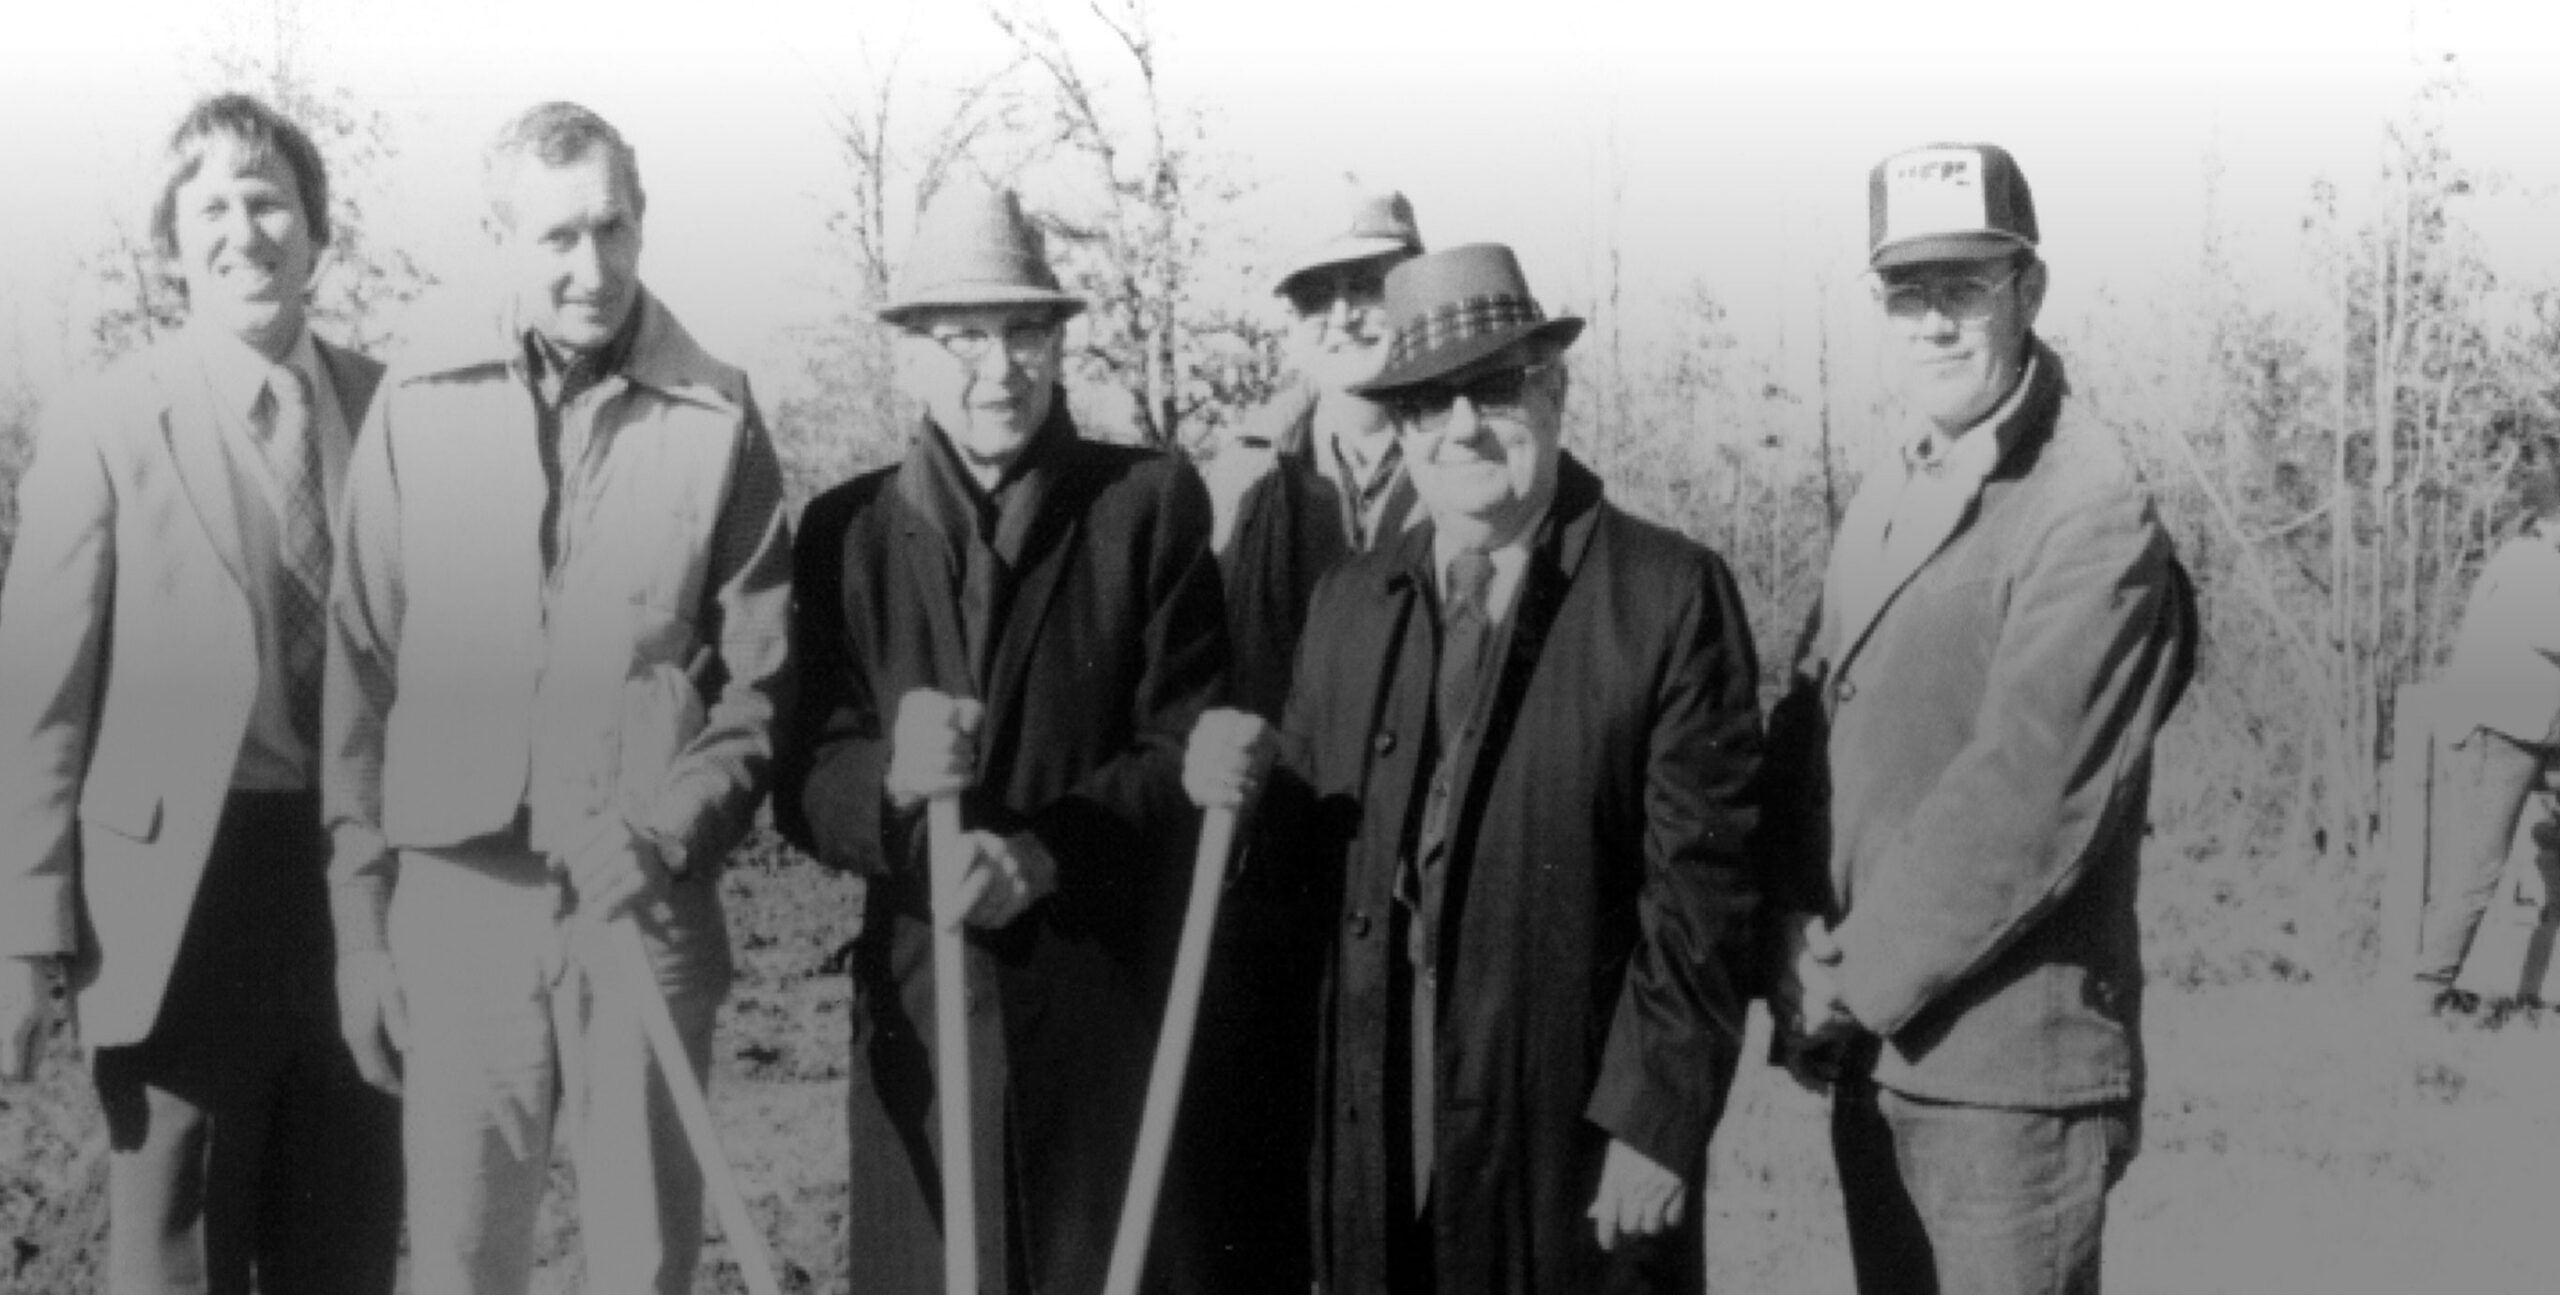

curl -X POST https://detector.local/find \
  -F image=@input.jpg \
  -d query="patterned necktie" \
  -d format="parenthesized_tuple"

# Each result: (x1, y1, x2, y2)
(1437, 551, 1496, 737)
(257, 364, 329, 743)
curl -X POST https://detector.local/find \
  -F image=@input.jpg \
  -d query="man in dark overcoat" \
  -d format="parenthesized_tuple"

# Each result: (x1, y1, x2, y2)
(775, 183, 1226, 1295)
(1188, 243, 1764, 1294)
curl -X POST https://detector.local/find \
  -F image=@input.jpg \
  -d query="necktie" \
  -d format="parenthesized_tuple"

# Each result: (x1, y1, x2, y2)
(1437, 551, 1495, 737)
(257, 365, 329, 743)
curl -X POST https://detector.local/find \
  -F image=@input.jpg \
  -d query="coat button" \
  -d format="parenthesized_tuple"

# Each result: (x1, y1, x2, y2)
(1348, 910, 1373, 938)
(1834, 676, 1857, 704)
(1344, 1103, 1360, 1125)
(1373, 730, 1397, 756)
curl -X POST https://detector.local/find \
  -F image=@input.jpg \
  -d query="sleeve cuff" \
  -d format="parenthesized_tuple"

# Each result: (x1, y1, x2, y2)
(0, 877, 78, 959)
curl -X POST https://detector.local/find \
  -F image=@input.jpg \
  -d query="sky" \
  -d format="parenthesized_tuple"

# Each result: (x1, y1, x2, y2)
(3, 0, 2558, 408)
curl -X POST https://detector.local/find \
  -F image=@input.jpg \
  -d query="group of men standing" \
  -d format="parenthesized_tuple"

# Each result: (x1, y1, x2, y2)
(0, 89, 2194, 1295)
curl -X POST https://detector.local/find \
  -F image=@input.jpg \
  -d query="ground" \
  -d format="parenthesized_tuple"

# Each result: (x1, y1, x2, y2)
(8, 832, 2559, 1294)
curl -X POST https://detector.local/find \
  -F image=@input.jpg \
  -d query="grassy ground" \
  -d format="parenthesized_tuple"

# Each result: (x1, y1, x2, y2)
(9, 834, 2560, 1295)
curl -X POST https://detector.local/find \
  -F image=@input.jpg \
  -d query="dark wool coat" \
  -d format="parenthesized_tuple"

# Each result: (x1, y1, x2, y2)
(776, 408, 1226, 1295)
(1261, 455, 1762, 1295)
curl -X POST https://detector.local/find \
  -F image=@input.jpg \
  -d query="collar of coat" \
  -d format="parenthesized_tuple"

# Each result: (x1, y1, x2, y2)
(1966, 333, 2068, 486)
(397, 287, 740, 416)
(1374, 450, 1606, 599)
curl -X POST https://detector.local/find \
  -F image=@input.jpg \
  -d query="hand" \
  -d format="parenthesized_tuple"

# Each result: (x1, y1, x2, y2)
(947, 831, 1058, 931)
(559, 814, 672, 923)
(1183, 708, 1278, 811)
(1588, 1138, 1687, 1251)
(336, 950, 409, 1096)
(887, 689, 983, 811)
(1772, 914, 1858, 1090)
(1, 957, 59, 1083)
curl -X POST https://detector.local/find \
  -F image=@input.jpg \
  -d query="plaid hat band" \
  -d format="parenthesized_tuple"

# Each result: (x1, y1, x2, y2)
(1385, 294, 1546, 373)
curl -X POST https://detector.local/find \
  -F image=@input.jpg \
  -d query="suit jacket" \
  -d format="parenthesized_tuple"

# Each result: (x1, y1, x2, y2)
(776, 411, 1226, 1295)
(1265, 455, 1761, 1295)
(1763, 339, 2198, 1108)
(0, 332, 383, 1047)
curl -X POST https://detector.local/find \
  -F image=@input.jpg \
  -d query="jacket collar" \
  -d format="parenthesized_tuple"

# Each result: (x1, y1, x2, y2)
(402, 287, 735, 412)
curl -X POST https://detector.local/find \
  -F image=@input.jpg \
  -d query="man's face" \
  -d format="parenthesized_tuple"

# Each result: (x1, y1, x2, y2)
(1391, 356, 1565, 540)
(1283, 255, 1401, 393)
(493, 151, 644, 352)
(1877, 254, 2046, 434)
(171, 132, 317, 354)
(896, 304, 1065, 474)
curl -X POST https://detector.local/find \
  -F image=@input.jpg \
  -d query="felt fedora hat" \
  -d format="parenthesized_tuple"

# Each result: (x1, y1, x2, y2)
(1268, 190, 1424, 296)
(1868, 142, 2039, 270)
(1349, 243, 1584, 396)
(878, 183, 1086, 325)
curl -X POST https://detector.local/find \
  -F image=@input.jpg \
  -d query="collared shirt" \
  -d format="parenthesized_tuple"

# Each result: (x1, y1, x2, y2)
(191, 322, 353, 792)
(1322, 418, 1406, 550)
(1835, 354, 2039, 640)
(1429, 507, 1543, 634)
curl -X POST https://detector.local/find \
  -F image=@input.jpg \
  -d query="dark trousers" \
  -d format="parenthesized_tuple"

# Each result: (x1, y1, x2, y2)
(1832, 1074, 2136, 1295)
(90, 791, 403, 1295)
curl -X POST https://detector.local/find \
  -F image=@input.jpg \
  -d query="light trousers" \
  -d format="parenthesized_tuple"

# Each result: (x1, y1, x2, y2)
(389, 828, 730, 1295)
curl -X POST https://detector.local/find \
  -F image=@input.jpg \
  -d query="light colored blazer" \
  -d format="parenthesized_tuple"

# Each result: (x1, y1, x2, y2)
(0, 333, 383, 1048)
(1767, 339, 2197, 1108)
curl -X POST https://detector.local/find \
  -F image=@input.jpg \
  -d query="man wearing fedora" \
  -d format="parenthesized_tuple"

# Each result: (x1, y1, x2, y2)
(1186, 243, 1763, 1294)
(1172, 187, 1427, 1295)
(775, 183, 1225, 1294)
(1209, 188, 1427, 719)
(326, 101, 793, 1294)
(1761, 143, 2197, 1295)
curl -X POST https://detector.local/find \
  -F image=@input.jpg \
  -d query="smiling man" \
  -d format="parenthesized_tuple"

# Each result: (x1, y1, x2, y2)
(776, 183, 1225, 1294)
(0, 91, 402, 1295)
(324, 101, 792, 1295)
(1761, 143, 2198, 1295)
(1187, 243, 1764, 1294)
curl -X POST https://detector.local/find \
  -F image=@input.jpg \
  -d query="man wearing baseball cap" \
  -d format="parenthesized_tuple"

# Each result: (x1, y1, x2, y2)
(776, 182, 1225, 1294)
(1184, 243, 1764, 1293)
(1762, 143, 2198, 1294)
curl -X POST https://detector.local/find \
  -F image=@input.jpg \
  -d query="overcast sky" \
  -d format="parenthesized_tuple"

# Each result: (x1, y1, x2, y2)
(3, 0, 2556, 405)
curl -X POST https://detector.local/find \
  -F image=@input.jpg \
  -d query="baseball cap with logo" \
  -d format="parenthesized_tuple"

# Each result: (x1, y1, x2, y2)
(1867, 143, 2039, 270)
(1269, 190, 1425, 297)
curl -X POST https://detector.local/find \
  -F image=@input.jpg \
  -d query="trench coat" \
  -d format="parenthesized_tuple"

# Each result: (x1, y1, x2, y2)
(1259, 454, 1761, 1294)
(776, 411, 1227, 1295)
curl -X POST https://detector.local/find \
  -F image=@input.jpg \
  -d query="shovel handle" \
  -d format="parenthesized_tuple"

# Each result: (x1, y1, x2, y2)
(928, 794, 981, 1295)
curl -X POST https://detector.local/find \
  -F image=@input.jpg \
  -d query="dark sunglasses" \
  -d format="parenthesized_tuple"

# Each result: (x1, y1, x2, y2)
(1384, 364, 1553, 429)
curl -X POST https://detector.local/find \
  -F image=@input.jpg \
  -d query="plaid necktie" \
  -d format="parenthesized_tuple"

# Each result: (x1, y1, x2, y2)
(256, 364, 329, 743)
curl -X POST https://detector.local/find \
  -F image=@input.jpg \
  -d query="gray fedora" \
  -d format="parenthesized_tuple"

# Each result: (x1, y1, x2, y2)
(1268, 190, 1424, 297)
(878, 183, 1086, 325)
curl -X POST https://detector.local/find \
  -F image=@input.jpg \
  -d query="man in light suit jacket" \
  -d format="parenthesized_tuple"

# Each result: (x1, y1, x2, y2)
(1763, 143, 2198, 1295)
(0, 94, 401, 1295)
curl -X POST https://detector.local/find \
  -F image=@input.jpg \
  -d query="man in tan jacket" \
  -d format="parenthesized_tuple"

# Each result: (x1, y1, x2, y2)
(326, 101, 792, 1295)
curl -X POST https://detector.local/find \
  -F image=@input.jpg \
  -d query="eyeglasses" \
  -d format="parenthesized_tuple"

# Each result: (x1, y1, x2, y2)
(1384, 364, 1553, 429)
(1284, 267, 1389, 318)
(919, 321, 1060, 364)
(1876, 266, 2024, 322)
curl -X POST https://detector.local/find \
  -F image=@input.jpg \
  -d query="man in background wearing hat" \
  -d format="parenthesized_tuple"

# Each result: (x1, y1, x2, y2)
(775, 183, 1225, 1294)
(1761, 143, 2196, 1295)
(327, 101, 792, 1294)
(1209, 188, 1426, 719)
(1168, 187, 1427, 1294)
(1186, 243, 1763, 1293)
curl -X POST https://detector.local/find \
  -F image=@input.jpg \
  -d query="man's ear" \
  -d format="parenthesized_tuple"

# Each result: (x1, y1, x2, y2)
(2017, 257, 2050, 328)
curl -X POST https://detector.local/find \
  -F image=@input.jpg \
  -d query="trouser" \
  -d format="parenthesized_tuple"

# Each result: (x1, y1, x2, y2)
(389, 822, 731, 1295)
(91, 790, 403, 1295)
(1832, 1074, 2137, 1295)
(2416, 726, 2549, 981)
